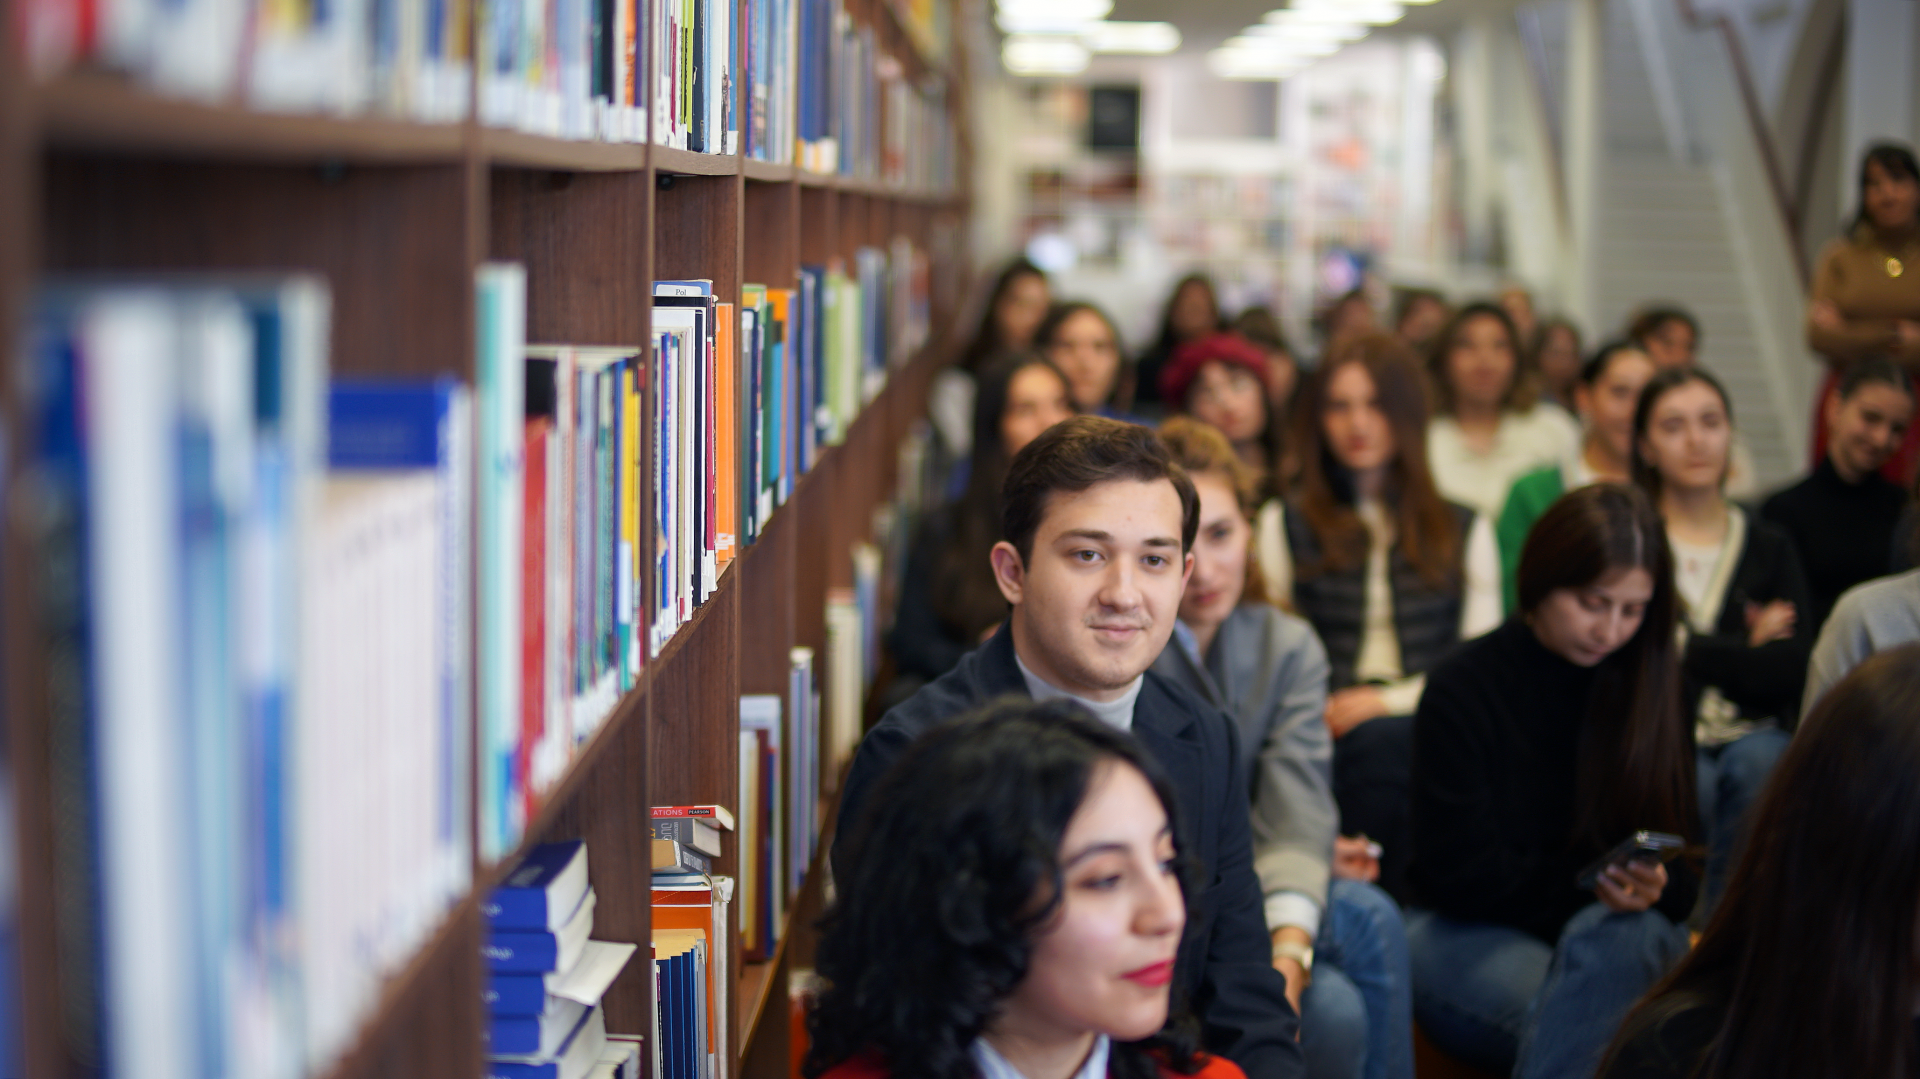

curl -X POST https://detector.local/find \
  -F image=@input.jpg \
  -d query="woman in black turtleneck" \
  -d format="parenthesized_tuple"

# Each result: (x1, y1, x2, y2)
(1406, 485, 1701, 1079)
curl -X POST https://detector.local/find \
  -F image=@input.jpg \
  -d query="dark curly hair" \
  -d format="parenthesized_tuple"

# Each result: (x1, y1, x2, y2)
(805, 699, 1205, 1079)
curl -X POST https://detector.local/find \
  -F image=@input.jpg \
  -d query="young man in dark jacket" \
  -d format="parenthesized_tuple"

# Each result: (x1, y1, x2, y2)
(834, 416, 1307, 1079)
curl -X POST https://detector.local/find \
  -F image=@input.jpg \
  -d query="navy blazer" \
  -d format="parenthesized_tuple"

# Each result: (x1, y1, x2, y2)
(833, 625, 1305, 1079)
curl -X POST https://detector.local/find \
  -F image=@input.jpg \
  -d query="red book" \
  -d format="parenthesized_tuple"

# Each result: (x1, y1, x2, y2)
(652, 804, 735, 830)
(521, 418, 550, 822)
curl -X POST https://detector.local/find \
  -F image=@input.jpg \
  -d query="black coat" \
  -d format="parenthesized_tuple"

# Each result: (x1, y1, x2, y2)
(834, 625, 1306, 1079)
(1681, 515, 1813, 730)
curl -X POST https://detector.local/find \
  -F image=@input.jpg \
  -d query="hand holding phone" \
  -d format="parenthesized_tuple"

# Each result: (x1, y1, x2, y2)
(1575, 830, 1683, 891)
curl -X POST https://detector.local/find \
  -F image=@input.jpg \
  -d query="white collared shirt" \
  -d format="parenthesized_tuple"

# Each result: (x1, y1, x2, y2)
(971, 1035, 1111, 1079)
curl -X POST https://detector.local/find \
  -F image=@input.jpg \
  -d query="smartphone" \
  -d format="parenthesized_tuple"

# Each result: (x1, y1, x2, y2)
(1575, 830, 1685, 891)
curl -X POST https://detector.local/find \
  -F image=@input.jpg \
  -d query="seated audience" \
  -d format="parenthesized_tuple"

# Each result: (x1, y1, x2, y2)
(1531, 317, 1583, 409)
(1391, 288, 1449, 355)
(1424, 302, 1581, 521)
(1801, 565, 1920, 717)
(1039, 301, 1140, 422)
(1409, 484, 1699, 1079)
(809, 700, 1243, 1079)
(1137, 274, 1226, 411)
(931, 258, 1052, 463)
(1256, 333, 1501, 901)
(1154, 418, 1412, 1079)
(1632, 367, 1807, 912)
(1160, 333, 1283, 494)
(1625, 302, 1760, 498)
(1496, 341, 1657, 611)
(1759, 356, 1914, 633)
(889, 355, 1074, 685)
(841, 417, 1306, 1079)
(1600, 644, 1920, 1079)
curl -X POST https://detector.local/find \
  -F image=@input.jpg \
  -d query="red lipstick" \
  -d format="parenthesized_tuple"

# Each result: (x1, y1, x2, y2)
(1122, 960, 1175, 987)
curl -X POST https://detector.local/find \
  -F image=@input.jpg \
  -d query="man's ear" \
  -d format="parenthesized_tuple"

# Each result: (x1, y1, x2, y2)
(990, 541, 1026, 606)
(1181, 549, 1195, 590)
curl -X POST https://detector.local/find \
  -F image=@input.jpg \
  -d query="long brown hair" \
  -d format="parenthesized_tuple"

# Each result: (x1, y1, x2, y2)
(1602, 644, 1920, 1079)
(1426, 301, 1540, 416)
(1157, 415, 1270, 606)
(1290, 332, 1460, 587)
(930, 354, 1075, 639)
(1516, 485, 1696, 851)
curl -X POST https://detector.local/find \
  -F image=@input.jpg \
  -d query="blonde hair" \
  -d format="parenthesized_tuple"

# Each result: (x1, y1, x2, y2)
(1158, 415, 1271, 607)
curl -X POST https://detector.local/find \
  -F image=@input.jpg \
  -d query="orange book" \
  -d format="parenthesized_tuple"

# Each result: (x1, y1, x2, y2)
(716, 302, 737, 568)
(655, 881, 724, 1061)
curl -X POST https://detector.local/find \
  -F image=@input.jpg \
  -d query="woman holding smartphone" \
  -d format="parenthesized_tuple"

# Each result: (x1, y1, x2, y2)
(808, 700, 1246, 1079)
(1408, 484, 1700, 1079)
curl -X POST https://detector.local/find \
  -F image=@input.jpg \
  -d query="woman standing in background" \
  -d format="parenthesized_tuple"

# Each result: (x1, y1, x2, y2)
(928, 258, 1052, 466)
(1808, 142, 1920, 483)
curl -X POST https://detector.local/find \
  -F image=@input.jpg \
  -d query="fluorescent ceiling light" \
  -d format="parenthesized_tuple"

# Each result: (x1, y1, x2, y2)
(1223, 34, 1344, 55)
(1207, 48, 1309, 79)
(1003, 35, 1093, 75)
(1084, 20, 1181, 53)
(1265, 1, 1405, 25)
(1242, 20, 1367, 41)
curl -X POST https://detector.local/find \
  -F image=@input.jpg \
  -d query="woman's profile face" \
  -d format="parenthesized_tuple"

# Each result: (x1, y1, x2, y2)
(1640, 380, 1731, 495)
(1048, 310, 1123, 412)
(1321, 361, 1397, 475)
(1179, 472, 1250, 637)
(1001, 364, 1076, 458)
(997, 273, 1052, 350)
(1188, 362, 1268, 446)
(1864, 160, 1919, 233)
(1445, 314, 1517, 412)
(999, 760, 1184, 1044)
(1530, 565, 1654, 667)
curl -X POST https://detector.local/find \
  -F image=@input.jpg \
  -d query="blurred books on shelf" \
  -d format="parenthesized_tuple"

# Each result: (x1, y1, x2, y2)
(651, 820, 733, 1079)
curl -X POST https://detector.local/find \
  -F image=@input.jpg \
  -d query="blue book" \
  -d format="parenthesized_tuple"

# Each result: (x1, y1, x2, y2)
(485, 890, 596, 973)
(488, 1004, 605, 1079)
(484, 970, 551, 1016)
(487, 996, 587, 1056)
(485, 841, 589, 930)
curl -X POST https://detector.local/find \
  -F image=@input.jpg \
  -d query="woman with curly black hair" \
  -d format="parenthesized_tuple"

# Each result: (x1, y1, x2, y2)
(806, 700, 1247, 1079)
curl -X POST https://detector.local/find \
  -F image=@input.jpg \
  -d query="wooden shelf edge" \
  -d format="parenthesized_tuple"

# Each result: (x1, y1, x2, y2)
(736, 939, 788, 1055)
(744, 158, 796, 183)
(484, 128, 647, 171)
(316, 893, 480, 1079)
(32, 71, 468, 163)
(655, 144, 741, 176)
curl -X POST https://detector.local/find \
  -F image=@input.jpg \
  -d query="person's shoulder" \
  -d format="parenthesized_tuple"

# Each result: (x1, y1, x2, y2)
(817, 1054, 891, 1079)
(875, 643, 999, 737)
(1600, 997, 1726, 1079)
(1510, 464, 1563, 499)
(1831, 568, 1920, 628)
(1758, 474, 1814, 521)
(1160, 1054, 1247, 1079)
(1814, 233, 1861, 267)
(1424, 619, 1520, 695)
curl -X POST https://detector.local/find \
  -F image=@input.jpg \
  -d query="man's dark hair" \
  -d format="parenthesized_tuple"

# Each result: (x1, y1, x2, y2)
(1628, 305, 1700, 347)
(1001, 416, 1200, 564)
(1837, 355, 1913, 401)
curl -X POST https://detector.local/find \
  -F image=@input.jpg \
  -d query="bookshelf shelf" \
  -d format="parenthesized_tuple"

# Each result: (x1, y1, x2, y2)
(1, 0, 970, 1072)
(31, 72, 469, 163)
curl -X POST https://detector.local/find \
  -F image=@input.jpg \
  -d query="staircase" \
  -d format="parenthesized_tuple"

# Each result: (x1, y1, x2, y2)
(1581, 0, 1806, 489)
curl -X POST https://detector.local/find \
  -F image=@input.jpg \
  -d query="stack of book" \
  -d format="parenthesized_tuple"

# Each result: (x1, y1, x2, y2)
(651, 806, 735, 1079)
(485, 841, 639, 1079)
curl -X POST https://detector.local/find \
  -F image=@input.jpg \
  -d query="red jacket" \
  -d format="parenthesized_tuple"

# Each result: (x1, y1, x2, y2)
(818, 1050, 1249, 1079)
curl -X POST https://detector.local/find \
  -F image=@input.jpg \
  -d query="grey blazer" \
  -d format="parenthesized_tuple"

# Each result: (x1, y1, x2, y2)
(1152, 603, 1336, 915)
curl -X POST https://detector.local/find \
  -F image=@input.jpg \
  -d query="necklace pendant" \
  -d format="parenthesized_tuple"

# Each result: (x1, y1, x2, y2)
(1890, 256, 1905, 278)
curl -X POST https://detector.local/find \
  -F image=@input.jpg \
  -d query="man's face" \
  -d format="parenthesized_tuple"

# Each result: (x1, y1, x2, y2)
(991, 479, 1193, 702)
(1826, 381, 1915, 482)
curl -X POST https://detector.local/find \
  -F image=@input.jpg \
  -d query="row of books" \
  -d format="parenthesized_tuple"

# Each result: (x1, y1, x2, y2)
(23, 277, 478, 1078)
(485, 841, 644, 1079)
(21, 0, 472, 119)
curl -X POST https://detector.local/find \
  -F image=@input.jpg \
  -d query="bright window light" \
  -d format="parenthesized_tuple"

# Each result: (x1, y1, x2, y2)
(1207, 48, 1309, 79)
(1084, 20, 1181, 53)
(1003, 35, 1093, 75)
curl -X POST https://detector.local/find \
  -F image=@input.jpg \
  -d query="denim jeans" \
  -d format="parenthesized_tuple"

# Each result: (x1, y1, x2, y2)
(1407, 904, 1689, 1078)
(1696, 726, 1791, 919)
(1299, 879, 1413, 1079)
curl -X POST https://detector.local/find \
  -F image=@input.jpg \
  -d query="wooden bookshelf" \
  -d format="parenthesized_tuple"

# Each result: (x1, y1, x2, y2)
(0, 0, 971, 1072)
